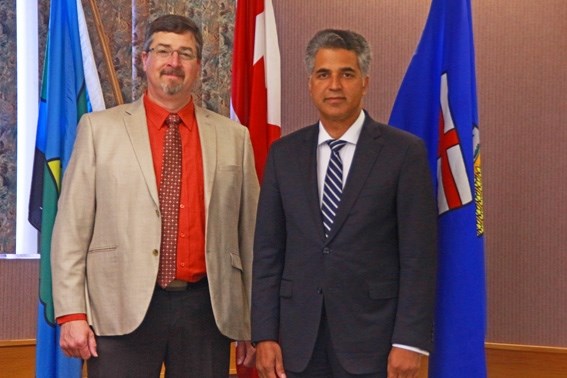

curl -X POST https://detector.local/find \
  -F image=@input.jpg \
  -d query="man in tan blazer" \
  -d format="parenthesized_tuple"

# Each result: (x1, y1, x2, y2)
(51, 15, 258, 377)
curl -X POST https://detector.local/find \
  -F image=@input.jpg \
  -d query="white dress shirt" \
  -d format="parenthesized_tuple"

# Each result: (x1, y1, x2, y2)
(317, 111, 365, 205)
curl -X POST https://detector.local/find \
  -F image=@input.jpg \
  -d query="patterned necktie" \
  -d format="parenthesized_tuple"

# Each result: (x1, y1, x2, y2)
(322, 139, 347, 238)
(157, 113, 182, 288)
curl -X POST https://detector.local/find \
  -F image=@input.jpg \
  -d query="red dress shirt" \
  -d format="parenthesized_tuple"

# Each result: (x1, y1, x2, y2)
(144, 95, 206, 283)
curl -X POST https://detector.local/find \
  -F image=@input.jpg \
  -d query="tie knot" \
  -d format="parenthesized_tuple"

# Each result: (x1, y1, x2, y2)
(166, 113, 181, 127)
(327, 139, 347, 153)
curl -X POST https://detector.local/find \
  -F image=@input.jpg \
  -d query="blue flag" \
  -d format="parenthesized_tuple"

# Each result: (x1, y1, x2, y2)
(29, 0, 104, 376)
(388, 0, 486, 377)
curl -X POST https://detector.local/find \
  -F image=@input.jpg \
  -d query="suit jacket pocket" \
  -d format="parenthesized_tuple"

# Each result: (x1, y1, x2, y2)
(368, 281, 398, 299)
(279, 280, 293, 298)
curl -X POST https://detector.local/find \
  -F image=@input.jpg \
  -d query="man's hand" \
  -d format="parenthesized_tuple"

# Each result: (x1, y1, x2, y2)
(236, 341, 256, 368)
(60, 320, 98, 360)
(255, 341, 287, 378)
(387, 346, 422, 378)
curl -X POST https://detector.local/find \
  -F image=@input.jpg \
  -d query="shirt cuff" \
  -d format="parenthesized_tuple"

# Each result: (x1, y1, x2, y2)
(392, 343, 429, 356)
(56, 313, 87, 325)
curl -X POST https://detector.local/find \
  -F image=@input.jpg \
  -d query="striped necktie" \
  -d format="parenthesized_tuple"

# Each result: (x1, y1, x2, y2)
(322, 139, 347, 238)
(157, 113, 182, 288)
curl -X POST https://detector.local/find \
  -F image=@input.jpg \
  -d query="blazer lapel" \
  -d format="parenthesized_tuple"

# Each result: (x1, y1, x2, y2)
(123, 98, 159, 206)
(325, 119, 383, 243)
(195, 106, 217, 213)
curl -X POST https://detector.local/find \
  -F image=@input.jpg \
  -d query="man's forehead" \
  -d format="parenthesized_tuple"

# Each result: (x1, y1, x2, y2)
(313, 49, 360, 70)
(151, 31, 196, 46)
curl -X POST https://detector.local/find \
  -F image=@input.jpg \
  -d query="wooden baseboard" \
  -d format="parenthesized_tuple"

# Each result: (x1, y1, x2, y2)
(1, 340, 566, 377)
(486, 342, 567, 378)
(0, 339, 36, 378)
(0, 339, 237, 377)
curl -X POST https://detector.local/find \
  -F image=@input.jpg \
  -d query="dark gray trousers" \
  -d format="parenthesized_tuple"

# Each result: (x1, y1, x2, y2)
(88, 280, 230, 378)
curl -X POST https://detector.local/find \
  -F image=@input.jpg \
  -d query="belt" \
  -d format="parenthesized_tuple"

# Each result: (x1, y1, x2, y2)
(158, 277, 208, 292)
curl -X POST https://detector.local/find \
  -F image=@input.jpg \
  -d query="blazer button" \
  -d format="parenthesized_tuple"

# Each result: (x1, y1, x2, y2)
(317, 288, 323, 294)
(152, 249, 159, 256)
(322, 247, 331, 255)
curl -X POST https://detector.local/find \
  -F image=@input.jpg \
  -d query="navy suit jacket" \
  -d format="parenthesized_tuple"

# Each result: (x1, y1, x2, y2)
(252, 113, 437, 374)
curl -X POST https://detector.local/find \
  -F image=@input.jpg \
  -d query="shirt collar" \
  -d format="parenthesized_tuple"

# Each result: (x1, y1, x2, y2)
(143, 92, 196, 130)
(317, 110, 365, 147)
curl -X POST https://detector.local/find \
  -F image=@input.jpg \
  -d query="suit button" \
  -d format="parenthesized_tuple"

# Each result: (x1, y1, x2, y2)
(322, 248, 331, 255)
(317, 288, 323, 294)
(152, 249, 159, 256)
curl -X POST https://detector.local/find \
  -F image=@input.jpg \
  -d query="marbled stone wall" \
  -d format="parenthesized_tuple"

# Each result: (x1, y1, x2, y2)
(82, 0, 234, 114)
(0, 0, 235, 253)
(0, 2, 17, 253)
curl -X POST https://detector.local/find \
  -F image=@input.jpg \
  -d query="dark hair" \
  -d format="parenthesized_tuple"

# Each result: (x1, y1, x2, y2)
(304, 29, 372, 75)
(143, 14, 203, 60)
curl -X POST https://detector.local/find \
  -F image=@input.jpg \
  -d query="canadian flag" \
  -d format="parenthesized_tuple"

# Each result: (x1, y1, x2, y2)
(231, 0, 281, 182)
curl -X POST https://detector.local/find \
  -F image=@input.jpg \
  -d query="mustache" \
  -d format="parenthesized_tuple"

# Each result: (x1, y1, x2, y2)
(160, 68, 185, 78)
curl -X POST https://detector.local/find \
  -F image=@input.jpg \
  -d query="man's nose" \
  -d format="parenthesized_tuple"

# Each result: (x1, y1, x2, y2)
(167, 51, 182, 66)
(329, 74, 342, 89)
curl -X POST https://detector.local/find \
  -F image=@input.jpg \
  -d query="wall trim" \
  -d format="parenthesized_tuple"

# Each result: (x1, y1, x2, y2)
(2, 340, 566, 377)
(0, 339, 238, 376)
(485, 342, 567, 377)
(486, 342, 567, 354)
(0, 339, 35, 347)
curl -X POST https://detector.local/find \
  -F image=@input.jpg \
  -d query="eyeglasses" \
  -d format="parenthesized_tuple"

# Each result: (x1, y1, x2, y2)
(147, 47, 197, 61)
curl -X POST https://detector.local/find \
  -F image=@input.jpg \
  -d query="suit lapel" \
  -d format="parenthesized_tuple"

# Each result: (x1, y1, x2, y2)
(195, 106, 216, 212)
(123, 98, 159, 206)
(300, 125, 327, 241)
(325, 118, 384, 243)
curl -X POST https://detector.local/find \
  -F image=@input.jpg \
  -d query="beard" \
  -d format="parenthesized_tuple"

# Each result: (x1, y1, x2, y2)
(160, 68, 185, 95)
(161, 82, 184, 95)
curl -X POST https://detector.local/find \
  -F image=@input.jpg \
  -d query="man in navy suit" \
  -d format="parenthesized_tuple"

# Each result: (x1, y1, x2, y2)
(252, 29, 438, 378)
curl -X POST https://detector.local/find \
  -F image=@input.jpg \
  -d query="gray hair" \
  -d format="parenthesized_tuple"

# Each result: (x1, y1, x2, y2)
(304, 29, 372, 76)
(143, 14, 203, 60)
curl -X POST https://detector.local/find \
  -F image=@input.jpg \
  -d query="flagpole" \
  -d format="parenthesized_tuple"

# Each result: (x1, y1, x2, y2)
(87, 0, 124, 105)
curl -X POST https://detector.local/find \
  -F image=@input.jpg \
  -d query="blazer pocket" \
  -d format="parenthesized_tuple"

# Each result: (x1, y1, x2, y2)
(218, 165, 241, 172)
(229, 252, 243, 271)
(88, 245, 118, 254)
(368, 281, 399, 299)
(279, 280, 293, 298)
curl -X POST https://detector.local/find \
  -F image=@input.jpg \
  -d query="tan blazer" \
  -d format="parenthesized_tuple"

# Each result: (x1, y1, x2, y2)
(51, 97, 259, 340)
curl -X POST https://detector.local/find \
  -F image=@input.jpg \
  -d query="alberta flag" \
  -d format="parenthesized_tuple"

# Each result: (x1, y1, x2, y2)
(388, 0, 486, 377)
(28, 0, 105, 376)
(231, 0, 281, 182)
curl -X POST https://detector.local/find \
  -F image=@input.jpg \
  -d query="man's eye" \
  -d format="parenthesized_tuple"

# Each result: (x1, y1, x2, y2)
(179, 52, 195, 60)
